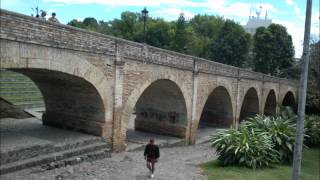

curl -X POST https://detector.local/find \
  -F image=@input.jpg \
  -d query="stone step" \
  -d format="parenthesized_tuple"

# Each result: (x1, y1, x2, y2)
(0, 91, 42, 96)
(0, 141, 111, 174)
(1, 137, 104, 165)
(0, 86, 39, 90)
(40, 149, 112, 171)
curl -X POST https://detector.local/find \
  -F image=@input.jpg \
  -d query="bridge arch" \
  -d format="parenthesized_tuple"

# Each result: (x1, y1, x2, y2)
(1, 50, 113, 138)
(198, 86, 233, 128)
(121, 76, 190, 143)
(239, 87, 260, 121)
(281, 91, 296, 110)
(264, 89, 277, 116)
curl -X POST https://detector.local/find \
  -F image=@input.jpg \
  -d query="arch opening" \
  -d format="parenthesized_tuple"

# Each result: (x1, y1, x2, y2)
(129, 79, 188, 138)
(8, 68, 106, 135)
(199, 86, 233, 128)
(1, 68, 109, 166)
(264, 90, 277, 116)
(282, 91, 296, 111)
(240, 88, 259, 121)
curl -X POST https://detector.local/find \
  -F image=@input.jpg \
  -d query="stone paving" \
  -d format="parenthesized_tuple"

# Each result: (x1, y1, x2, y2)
(0, 118, 101, 153)
(1, 117, 219, 180)
(1, 142, 216, 180)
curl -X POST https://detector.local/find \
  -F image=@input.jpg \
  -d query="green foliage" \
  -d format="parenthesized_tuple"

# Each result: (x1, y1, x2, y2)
(171, 13, 189, 52)
(210, 113, 299, 168)
(110, 11, 141, 40)
(279, 105, 297, 121)
(209, 20, 251, 67)
(67, 19, 85, 28)
(253, 24, 295, 76)
(305, 115, 320, 146)
(243, 115, 296, 163)
(83, 17, 98, 31)
(67, 12, 252, 69)
(201, 148, 320, 180)
(210, 127, 279, 168)
(306, 42, 320, 114)
(145, 19, 173, 49)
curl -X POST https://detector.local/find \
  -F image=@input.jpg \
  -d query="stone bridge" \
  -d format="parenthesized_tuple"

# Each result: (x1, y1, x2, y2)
(0, 10, 298, 152)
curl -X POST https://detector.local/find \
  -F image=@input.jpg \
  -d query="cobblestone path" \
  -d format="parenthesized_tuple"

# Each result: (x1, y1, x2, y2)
(2, 143, 216, 180)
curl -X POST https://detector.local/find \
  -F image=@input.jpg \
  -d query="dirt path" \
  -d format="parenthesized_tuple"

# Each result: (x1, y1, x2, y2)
(2, 143, 216, 180)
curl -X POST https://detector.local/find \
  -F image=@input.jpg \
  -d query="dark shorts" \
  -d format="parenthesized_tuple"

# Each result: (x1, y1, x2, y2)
(147, 158, 157, 163)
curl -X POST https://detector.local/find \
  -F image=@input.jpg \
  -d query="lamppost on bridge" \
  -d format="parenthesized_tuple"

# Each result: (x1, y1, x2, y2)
(141, 7, 149, 43)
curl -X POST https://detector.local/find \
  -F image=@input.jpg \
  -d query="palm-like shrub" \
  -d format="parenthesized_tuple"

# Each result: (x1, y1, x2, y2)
(210, 127, 279, 168)
(305, 115, 320, 146)
(279, 106, 297, 121)
(243, 115, 296, 163)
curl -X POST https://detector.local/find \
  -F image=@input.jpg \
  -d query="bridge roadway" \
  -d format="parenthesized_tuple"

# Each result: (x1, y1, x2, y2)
(0, 9, 298, 152)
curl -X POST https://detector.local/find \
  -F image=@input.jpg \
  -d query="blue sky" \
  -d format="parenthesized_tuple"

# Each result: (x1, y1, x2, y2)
(1, 0, 319, 57)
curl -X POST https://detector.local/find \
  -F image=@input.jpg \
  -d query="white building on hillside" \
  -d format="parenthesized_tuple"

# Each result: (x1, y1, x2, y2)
(244, 6, 272, 34)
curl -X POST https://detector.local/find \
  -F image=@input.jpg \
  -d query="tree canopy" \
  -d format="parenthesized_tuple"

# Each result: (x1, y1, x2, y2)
(252, 24, 295, 75)
(209, 20, 251, 67)
(67, 12, 294, 77)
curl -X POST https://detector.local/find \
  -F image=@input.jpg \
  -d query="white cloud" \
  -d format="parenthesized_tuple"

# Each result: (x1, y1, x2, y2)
(294, 6, 301, 15)
(154, 8, 195, 21)
(275, 15, 319, 58)
(76, 17, 84, 21)
(43, 0, 203, 7)
(203, 1, 280, 20)
(285, 0, 295, 6)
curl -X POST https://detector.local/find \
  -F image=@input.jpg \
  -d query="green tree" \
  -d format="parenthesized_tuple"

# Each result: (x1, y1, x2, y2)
(189, 14, 224, 39)
(111, 11, 140, 40)
(67, 19, 84, 28)
(306, 41, 320, 114)
(83, 17, 98, 31)
(145, 19, 174, 49)
(97, 20, 112, 35)
(208, 20, 251, 67)
(172, 13, 189, 52)
(189, 15, 224, 59)
(253, 24, 295, 75)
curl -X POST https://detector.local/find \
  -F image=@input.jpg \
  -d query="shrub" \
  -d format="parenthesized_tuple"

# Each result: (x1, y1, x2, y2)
(279, 106, 297, 121)
(210, 127, 279, 168)
(305, 115, 320, 146)
(243, 115, 296, 163)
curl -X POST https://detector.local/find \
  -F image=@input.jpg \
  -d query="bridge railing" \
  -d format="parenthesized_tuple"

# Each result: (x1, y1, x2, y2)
(0, 9, 298, 87)
(0, 9, 117, 55)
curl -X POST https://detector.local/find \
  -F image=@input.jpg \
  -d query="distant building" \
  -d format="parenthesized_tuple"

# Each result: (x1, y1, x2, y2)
(243, 6, 272, 35)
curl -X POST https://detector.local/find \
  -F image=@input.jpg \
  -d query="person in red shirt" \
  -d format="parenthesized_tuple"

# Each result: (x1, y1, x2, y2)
(144, 138, 160, 178)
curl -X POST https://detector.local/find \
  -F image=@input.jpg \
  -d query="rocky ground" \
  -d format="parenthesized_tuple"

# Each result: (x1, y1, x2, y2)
(1, 142, 216, 180)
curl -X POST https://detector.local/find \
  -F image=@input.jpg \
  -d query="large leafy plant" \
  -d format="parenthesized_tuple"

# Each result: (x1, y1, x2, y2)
(243, 115, 296, 163)
(305, 115, 320, 146)
(210, 127, 279, 168)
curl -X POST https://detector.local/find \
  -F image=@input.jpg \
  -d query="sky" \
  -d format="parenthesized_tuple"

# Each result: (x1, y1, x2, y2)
(1, 0, 319, 57)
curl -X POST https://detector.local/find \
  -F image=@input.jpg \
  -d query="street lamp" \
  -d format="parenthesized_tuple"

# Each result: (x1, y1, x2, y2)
(141, 7, 149, 43)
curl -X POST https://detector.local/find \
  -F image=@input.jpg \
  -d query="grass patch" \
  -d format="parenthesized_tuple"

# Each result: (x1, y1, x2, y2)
(201, 147, 319, 180)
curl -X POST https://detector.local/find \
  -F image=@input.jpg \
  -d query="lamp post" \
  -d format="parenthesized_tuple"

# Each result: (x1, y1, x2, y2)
(141, 7, 149, 43)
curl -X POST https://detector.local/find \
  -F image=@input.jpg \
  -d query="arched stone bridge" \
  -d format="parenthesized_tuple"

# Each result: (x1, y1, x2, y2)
(0, 10, 298, 152)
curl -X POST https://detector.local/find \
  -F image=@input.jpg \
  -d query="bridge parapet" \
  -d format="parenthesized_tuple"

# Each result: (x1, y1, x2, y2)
(239, 69, 264, 81)
(195, 57, 239, 77)
(0, 9, 116, 55)
(0, 9, 298, 87)
(146, 46, 194, 70)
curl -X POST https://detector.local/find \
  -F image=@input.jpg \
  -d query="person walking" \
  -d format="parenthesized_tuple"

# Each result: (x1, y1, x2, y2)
(144, 138, 160, 178)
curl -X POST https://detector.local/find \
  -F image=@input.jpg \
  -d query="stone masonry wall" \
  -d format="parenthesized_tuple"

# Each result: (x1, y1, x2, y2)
(0, 9, 300, 152)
